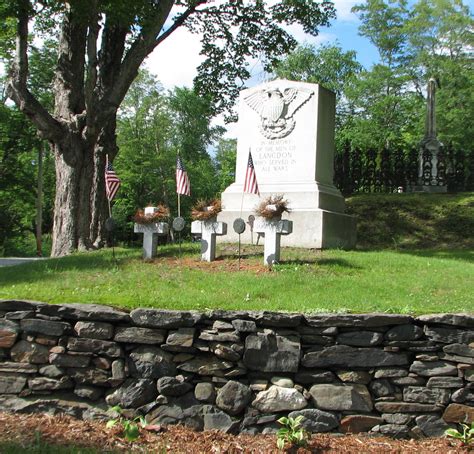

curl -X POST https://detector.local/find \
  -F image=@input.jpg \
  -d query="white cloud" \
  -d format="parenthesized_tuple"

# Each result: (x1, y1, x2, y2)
(146, 26, 204, 90)
(145, 1, 359, 138)
(332, 0, 360, 22)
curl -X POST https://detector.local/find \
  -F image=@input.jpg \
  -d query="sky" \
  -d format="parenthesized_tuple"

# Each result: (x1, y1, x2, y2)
(145, 0, 380, 138)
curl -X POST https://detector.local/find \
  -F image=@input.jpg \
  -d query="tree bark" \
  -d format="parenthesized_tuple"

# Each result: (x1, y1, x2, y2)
(35, 143, 44, 257)
(90, 116, 118, 248)
(51, 134, 94, 256)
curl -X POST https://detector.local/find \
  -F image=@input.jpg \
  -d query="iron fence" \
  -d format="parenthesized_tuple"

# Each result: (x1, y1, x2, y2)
(334, 143, 474, 195)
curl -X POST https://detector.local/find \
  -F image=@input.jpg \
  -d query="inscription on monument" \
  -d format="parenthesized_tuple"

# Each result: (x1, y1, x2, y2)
(254, 138, 297, 175)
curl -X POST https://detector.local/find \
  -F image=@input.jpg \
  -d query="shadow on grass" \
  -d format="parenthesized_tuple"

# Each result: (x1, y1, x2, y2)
(280, 258, 361, 269)
(0, 244, 200, 287)
(397, 248, 474, 264)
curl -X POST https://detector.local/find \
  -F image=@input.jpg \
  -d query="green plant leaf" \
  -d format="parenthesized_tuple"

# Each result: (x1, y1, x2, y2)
(124, 423, 140, 442)
(106, 419, 118, 428)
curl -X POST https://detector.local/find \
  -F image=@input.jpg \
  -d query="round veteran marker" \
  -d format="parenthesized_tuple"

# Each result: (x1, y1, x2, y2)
(233, 217, 246, 234)
(105, 217, 116, 232)
(172, 216, 185, 232)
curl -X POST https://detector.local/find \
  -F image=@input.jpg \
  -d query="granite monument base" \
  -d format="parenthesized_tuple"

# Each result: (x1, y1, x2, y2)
(218, 209, 356, 249)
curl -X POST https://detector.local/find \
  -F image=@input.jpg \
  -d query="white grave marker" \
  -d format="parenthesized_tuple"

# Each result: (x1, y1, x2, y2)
(254, 218, 293, 265)
(191, 220, 227, 262)
(134, 207, 169, 259)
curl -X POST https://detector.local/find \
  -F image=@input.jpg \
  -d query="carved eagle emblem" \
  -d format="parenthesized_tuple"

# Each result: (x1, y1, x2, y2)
(244, 87, 314, 139)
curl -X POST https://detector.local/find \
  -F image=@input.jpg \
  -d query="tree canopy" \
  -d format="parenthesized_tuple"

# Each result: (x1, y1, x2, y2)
(1, 0, 335, 256)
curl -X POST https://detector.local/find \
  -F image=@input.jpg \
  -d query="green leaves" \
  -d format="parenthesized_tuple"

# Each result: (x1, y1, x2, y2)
(445, 422, 474, 445)
(276, 415, 309, 451)
(105, 405, 146, 443)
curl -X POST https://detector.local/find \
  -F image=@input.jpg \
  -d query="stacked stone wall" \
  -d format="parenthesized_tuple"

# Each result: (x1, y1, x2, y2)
(0, 300, 473, 437)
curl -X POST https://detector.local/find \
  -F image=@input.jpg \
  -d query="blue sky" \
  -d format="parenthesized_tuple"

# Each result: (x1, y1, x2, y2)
(147, 1, 381, 89)
(145, 1, 381, 138)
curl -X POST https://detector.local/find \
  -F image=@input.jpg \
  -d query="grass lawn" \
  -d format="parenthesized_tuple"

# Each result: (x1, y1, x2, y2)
(0, 243, 472, 315)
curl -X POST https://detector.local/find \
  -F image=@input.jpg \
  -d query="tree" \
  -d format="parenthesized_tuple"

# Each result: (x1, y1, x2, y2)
(349, 0, 473, 149)
(214, 138, 237, 194)
(273, 43, 362, 134)
(3, 0, 335, 256)
(114, 70, 221, 238)
(403, 0, 474, 148)
(0, 37, 56, 256)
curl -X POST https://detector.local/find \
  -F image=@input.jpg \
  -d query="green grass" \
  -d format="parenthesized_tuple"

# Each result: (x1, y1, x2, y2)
(1, 193, 473, 315)
(0, 244, 472, 315)
(347, 192, 474, 249)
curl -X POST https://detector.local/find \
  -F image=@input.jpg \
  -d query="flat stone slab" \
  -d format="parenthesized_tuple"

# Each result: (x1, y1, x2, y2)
(416, 313, 474, 328)
(309, 384, 373, 412)
(374, 401, 442, 413)
(0, 300, 47, 312)
(21, 319, 71, 336)
(114, 327, 166, 344)
(302, 345, 410, 369)
(130, 309, 203, 329)
(409, 360, 458, 377)
(38, 303, 130, 323)
(305, 314, 413, 327)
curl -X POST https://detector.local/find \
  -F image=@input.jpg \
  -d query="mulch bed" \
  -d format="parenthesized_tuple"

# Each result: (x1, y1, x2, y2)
(0, 412, 470, 453)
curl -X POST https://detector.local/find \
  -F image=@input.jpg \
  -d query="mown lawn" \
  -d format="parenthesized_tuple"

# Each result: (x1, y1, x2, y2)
(0, 243, 472, 315)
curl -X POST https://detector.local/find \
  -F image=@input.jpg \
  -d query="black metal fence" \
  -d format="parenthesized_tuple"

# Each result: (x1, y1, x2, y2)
(334, 144, 474, 195)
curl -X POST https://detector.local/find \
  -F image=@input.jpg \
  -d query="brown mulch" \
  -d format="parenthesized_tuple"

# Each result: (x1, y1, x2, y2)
(0, 412, 470, 453)
(151, 255, 271, 274)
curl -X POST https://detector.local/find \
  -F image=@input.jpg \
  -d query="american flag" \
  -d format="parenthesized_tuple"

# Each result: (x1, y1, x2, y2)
(243, 150, 259, 195)
(105, 156, 121, 201)
(176, 155, 191, 196)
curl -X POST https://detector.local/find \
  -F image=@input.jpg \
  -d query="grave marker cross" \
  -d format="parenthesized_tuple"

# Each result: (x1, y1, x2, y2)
(254, 218, 293, 265)
(191, 220, 227, 262)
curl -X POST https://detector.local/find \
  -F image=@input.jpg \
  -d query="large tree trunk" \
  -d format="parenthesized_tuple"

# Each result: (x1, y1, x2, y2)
(90, 116, 119, 248)
(51, 136, 95, 257)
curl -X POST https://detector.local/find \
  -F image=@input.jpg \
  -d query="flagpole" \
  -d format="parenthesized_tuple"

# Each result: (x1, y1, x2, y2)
(178, 193, 181, 218)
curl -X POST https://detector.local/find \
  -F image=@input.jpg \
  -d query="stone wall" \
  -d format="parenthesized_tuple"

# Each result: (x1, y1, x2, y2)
(0, 300, 473, 438)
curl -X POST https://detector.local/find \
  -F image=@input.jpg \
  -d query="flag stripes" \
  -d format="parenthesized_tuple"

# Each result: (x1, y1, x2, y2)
(105, 156, 121, 201)
(243, 150, 259, 195)
(176, 155, 191, 196)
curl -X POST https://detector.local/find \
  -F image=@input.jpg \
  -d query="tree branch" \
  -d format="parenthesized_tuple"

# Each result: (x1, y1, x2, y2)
(85, 1, 100, 116)
(101, 0, 207, 118)
(7, 0, 64, 141)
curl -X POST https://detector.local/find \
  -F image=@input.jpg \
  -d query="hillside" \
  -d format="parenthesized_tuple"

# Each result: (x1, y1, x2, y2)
(346, 192, 474, 250)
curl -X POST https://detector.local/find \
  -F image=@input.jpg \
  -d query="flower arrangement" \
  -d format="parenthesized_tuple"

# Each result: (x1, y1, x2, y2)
(133, 204, 170, 224)
(191, 199, 222, 221)
(255, 194, 290, 220)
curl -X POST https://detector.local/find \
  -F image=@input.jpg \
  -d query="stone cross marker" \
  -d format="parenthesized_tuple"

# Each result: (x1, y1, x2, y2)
(191, 220, 227, 262)
(134, 207, 169, 259)
(254, 218, 293, 265)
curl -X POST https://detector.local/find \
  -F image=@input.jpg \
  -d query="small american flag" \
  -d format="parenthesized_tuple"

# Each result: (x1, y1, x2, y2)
(105, 156, 121, 201)
(243, 150, 259, 195)
(176, 155, 191, 196)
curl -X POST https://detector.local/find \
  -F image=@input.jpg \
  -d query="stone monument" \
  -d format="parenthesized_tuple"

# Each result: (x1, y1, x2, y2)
(218, 79, 356, 249)
(414, 78, 446, 193)
(134, 207, 169, 259)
